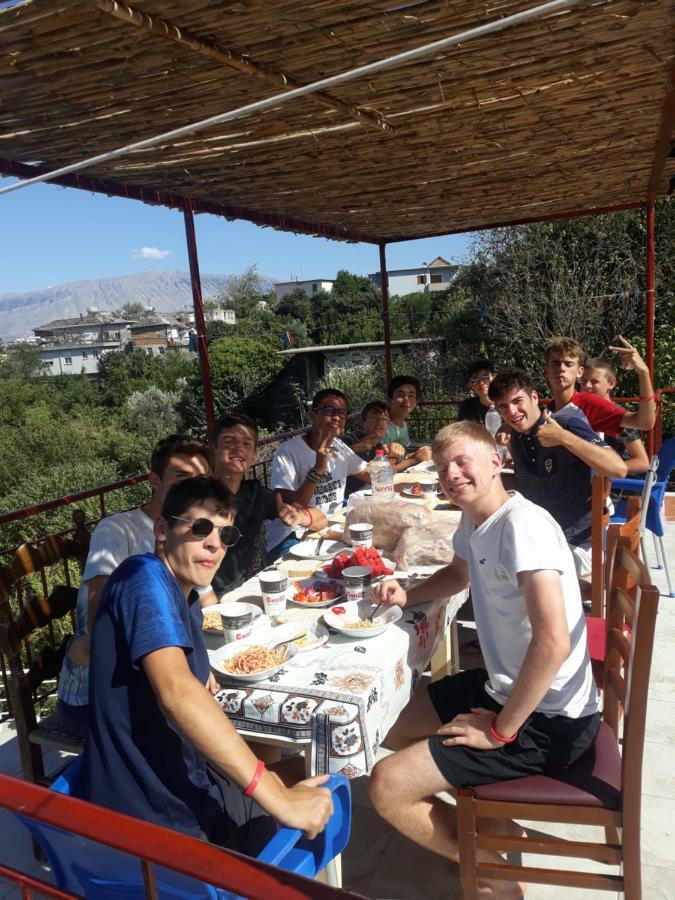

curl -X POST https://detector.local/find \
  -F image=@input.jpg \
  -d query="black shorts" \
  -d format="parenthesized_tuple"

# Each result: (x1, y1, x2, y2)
(206, 766, 277, 856)
(427, 668, 600, 790)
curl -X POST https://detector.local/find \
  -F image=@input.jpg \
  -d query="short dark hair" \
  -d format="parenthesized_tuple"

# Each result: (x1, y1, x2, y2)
(362, 400, 389, 417)
(211, 413, 258, 445)
(488, 369, 537, 403)
(387, 375, 420, 398)
(150, 435, 212, 478)
(465, 358, 494, 384)
(312, 388, 348, 409)
(161, 476, 236, 524)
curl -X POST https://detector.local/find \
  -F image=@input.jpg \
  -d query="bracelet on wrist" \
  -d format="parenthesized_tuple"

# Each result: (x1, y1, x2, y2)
(306, 468, 322, 485)
(489, 716, 518, 744)
(195, 583, 213, 597)
(244, 760, 265, 797)
(639, 394, 655, 402)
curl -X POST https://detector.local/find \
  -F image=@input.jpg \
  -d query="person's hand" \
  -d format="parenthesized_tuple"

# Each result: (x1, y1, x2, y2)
(279, 775, 334, 839)
(536, 410, 566, 448)
(436, 707, 502, 750)
(495, 429, 511, 448)
(414, 445, 433, 462)
(206, 672, 219, 695)
(276, 494, 309, 527)
(372, 578, 408, 608)
(609, 335, 647, 374)
(314, 432, 336, 473)
(387, 441, 406, 459)
(68, 633, 91, 668)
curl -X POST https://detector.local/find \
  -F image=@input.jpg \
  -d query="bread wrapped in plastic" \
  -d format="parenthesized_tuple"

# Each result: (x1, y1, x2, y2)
(343, 498, 432, 550)
(393, 520, 459, 570)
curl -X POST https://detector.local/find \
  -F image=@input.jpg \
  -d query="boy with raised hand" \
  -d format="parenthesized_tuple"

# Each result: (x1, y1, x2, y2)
(544, 334, 655, 436)
(368, 422, 599, 900)
(265, 388, 370, 559)
(582, 358, 649, 475)
(73, 475, 333, 852)
(488, 369, 626, 578)
(200, 413, 326, 603)
(56, 434, 212, 737)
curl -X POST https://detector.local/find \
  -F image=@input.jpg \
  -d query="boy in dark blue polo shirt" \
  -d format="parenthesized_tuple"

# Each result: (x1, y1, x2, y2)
(489, 370, 627, 577)
(73, 475, 333, 852)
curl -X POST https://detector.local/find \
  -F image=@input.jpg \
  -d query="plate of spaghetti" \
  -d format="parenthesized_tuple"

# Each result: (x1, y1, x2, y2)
(211, 640, 298, 682)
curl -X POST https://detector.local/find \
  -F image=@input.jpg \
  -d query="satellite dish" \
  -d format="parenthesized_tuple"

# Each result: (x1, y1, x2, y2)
(87, 306, 99, 315)
(144, 305, 155, 314)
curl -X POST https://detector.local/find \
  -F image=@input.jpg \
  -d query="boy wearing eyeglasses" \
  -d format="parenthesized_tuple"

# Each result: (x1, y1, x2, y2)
(73, 476, 333, 853)
(266, 388, 370, 559)
(458, 359, 495, 425)
(55, 434, 212, 738)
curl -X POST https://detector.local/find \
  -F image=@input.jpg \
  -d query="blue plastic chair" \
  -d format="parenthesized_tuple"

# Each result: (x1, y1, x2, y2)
(18, 757, 350, 899)
(611, 436, 675, 597)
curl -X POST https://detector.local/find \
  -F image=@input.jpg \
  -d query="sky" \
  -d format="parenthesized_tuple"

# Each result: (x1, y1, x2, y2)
(0, 175, 472, 295)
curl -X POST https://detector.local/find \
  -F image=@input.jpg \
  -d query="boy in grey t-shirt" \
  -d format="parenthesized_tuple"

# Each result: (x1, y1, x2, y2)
(368, 421, 599, 900)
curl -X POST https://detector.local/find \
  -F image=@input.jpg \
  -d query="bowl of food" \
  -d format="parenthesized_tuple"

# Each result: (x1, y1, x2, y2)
(323, 600, 402, 638)
(210, 638, 298, 682)
(288, 577, 344, 607)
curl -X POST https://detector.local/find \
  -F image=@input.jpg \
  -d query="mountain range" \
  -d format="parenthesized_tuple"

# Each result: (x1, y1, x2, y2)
(0, 270, 275, 342)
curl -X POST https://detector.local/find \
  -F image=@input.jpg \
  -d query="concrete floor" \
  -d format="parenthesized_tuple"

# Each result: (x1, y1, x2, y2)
(1, 526, 674, 899)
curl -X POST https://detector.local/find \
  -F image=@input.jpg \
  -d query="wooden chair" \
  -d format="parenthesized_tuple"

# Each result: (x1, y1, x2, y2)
(456, 541, 659, 899)
(0, 532, 89, 784)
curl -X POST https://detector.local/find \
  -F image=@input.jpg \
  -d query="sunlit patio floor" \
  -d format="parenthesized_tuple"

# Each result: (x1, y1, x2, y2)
(1, 523, 674, 899)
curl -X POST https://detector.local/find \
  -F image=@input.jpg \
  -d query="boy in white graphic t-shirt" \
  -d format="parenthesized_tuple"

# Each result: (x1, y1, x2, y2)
(265, 389, 370, 559)
(368, 420, 599, 900)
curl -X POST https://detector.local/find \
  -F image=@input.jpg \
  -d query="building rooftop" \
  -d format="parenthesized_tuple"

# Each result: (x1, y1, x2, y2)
(34, 314, 134, 331)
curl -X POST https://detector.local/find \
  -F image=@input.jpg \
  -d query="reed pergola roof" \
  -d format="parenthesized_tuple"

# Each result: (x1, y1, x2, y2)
(1, 0, 674, 242)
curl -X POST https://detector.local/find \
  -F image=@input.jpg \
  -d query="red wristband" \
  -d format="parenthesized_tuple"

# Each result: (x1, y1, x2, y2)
(244, 760, 265, 797)
(639, 394, 655, 402)
(489, 716, 518, 744)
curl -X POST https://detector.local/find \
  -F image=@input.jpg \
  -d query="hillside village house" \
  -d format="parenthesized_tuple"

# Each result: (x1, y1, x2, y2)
(274, 278, 335, 301)
(33, 310, 134, 345)
(38, 341, 121, 376)
(369, 256, 459, 296)
(129, 314, 182, 356)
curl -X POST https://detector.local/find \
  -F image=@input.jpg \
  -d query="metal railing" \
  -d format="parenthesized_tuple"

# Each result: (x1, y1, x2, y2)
(0, 773, 354, 899)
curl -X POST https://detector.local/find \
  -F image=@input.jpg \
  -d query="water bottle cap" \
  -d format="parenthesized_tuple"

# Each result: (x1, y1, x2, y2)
(375, 448, 385, 456)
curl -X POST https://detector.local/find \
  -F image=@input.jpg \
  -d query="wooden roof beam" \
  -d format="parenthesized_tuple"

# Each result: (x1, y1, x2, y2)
(95, 0, 394, 134)
(646, 58, 675, 203)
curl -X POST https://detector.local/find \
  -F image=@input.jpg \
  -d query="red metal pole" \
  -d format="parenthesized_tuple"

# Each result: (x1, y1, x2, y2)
(183, 201, 215, 435)
(645, 202, 656, 458)
(379, 242, 393, 383)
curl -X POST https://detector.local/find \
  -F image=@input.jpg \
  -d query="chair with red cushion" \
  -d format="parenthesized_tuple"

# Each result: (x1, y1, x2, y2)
(456, 540, 659, 900)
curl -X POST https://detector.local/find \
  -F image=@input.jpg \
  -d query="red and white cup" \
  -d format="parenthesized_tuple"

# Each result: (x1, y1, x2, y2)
(342, 566, 372, 602)
(258, 571, 288, 617)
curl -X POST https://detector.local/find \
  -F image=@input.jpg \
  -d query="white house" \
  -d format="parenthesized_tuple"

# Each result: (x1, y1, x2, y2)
(369, 257, 459, 297)
(37, 341, 120, 376)
(274, 278, 334, 301)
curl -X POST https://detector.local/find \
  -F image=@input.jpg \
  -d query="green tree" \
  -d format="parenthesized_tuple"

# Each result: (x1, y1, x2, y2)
(119, 302, 145, 320)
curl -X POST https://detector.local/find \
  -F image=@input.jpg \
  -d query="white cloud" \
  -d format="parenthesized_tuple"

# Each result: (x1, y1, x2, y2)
(132, 246, 171, 260)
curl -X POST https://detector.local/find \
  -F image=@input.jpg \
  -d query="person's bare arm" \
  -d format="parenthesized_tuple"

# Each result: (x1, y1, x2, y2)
(373, 556, 469, 608)
(67, 575, 111, 666)
(436, 569, 573, 749)
(623, 436, 649, 475)
(610, 337, 655, 431)
(536, 411, 627, 477)
(142, 646, 333, 838)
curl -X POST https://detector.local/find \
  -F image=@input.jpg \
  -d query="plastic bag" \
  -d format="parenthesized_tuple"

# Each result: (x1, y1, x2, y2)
(393, 520, 458, 570)
(343, 497, 432, 550)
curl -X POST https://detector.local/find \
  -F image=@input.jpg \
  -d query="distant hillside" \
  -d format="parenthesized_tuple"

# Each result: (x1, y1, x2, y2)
(0, 270, 275, 342)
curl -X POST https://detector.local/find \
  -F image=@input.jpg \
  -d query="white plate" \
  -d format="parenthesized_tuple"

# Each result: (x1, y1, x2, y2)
(287, 577, 345, 607)
(271, 621, 329, 652)
(323, 600, 402, 638)
(276, 607, 324, 626)
(211, 638, 298, 682)
(289, 539, 346, 560)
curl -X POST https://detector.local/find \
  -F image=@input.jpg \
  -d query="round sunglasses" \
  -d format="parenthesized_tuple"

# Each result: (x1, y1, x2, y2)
(170, 516, 241, 548)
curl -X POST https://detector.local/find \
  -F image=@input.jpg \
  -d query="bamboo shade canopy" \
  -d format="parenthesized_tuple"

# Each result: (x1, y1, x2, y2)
(1, 0, 674, 242)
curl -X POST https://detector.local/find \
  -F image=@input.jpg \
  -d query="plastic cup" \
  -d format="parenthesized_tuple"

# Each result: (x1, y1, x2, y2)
(349, 522, 374, 548)
(258, 570, 288, 617)
(342, 565, 372, 602)
(218, 602, 254, 643)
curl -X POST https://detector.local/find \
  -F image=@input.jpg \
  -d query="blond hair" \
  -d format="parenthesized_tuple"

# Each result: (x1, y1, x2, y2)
(585, 357, 616, 382)
(432, 421, 497, 458)
(544, 335, 585, 364)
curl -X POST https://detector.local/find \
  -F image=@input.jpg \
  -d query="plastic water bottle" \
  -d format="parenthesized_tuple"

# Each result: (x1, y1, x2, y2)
(369, 449, 395, 500)
(485, 405, 501, 443)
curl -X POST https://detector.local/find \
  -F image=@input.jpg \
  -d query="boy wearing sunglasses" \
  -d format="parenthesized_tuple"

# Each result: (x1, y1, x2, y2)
(266, 389, 370, 559)
(56, 434, 212, 738)
(202, 413, 327, 603)
(73, 476, 333, 852)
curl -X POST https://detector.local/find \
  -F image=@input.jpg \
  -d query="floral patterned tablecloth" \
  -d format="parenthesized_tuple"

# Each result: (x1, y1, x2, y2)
(211, 591, 465, 779)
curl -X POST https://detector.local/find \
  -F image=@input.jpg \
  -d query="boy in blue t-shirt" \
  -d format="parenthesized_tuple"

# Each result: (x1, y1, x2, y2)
(73, 475, 333, 852)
